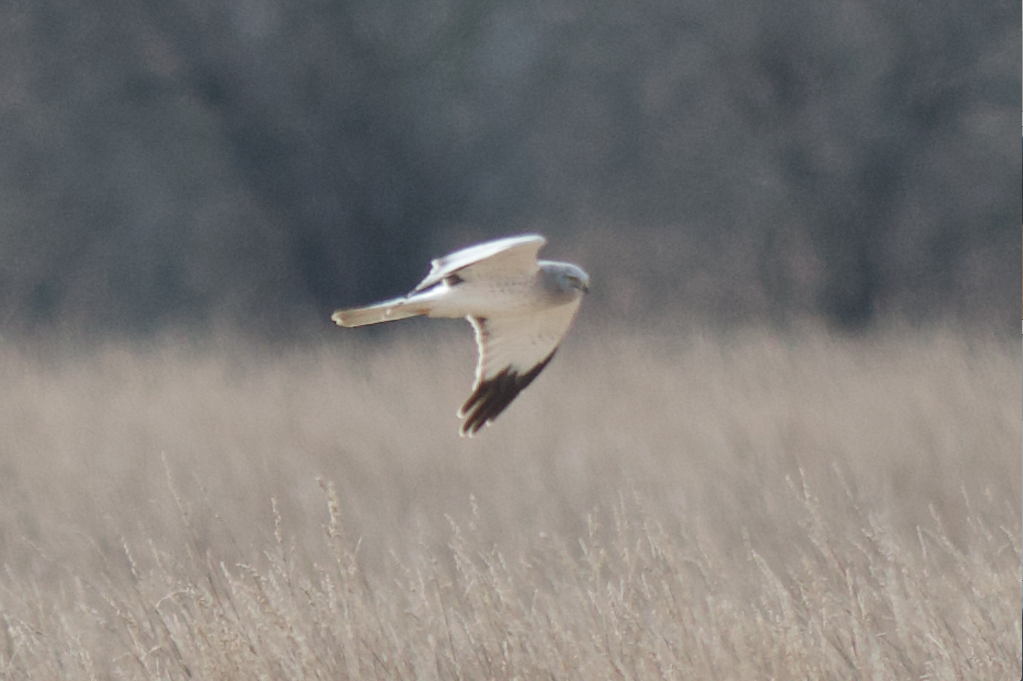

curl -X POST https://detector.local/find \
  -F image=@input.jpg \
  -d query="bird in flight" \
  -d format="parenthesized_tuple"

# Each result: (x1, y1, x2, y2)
(332, 234, 590, 436)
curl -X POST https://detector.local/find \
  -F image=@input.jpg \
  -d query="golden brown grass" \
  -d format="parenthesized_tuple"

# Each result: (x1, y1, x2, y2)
(0, 325, 1019, 680)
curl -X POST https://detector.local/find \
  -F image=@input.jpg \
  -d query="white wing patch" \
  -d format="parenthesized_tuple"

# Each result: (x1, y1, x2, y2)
(459, 299, 582, 436)
(414, 234, 546, 292)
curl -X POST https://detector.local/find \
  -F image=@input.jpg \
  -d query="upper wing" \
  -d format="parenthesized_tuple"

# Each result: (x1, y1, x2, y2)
(458, 299, 582, 436)
(413, 234, 546, 292)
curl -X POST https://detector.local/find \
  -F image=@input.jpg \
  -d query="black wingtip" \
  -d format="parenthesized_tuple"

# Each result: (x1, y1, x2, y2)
(458, 350, 557, 436)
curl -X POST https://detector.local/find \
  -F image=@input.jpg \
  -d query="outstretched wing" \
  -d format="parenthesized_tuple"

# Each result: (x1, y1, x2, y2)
(414, 234, 546, 292)
(458, 300, 582, 436)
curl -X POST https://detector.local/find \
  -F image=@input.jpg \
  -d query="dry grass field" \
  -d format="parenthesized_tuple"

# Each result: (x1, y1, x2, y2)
(0, 324, 1019, 680)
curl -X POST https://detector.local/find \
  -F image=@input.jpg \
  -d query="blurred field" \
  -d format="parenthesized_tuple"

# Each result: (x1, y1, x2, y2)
(0, 325, 1019, 679)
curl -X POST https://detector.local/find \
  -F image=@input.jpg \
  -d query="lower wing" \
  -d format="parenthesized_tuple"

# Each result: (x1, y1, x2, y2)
(458, 300, 582, 436)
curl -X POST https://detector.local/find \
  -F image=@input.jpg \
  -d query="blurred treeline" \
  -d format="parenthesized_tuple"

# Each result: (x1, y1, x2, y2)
(0, 0, 1018, 338)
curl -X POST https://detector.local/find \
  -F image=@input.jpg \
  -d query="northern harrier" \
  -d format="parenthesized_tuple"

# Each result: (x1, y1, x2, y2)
(332, 234, 590, 436)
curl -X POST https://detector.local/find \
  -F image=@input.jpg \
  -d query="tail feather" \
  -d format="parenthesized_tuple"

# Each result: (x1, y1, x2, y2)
(331, 296, 424, 327)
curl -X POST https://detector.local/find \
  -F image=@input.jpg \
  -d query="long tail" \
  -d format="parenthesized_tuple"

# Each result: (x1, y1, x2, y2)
(331, 296, 424, 327)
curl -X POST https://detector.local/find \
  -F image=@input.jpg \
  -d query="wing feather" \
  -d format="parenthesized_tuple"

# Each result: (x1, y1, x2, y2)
(414, 234, 546, 293)
(458, 299, 581, 436)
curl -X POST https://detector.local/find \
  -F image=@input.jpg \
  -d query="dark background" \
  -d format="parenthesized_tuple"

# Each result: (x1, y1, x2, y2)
(1, 0, 1019, 339)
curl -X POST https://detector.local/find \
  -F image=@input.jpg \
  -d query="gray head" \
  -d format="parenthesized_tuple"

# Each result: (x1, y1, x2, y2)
(538, 260, 590, 302)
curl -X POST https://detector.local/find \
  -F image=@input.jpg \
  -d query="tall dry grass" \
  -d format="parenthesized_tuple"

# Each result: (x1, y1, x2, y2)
(0, 325, 1019, 680)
